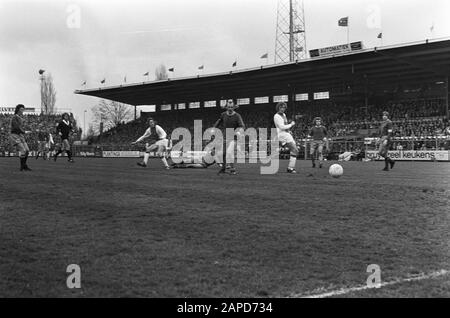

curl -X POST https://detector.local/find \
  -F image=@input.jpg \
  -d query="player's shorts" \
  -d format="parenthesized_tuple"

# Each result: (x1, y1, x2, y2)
(146, 138, 169, 152)
(277, 132, 294, 146)
(378, 136, 391, 156)
(61, 139, 71, 151)
(9, 133, 30, 154)
(310, 140, 325, 155)
(38, 141, 50, 151)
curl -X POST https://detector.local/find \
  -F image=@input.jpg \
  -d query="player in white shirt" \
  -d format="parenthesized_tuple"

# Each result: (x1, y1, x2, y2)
(131, 117, 170, 169)
(273, 102, 299, 173)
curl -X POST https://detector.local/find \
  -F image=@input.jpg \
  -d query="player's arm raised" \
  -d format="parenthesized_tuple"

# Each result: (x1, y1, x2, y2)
(213, 115, 223, 129)
(132, 128, 151, 145)
(274, 115, 294, 130)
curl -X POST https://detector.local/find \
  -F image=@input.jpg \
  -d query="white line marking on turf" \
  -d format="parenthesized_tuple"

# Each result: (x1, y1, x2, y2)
(290, 269, 450, 298)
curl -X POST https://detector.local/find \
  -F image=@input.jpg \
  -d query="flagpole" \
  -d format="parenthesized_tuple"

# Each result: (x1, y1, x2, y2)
(347, 24, 350, 46)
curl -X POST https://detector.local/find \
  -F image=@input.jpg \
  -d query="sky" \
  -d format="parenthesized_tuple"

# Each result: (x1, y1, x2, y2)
(0, 0, 449, 134)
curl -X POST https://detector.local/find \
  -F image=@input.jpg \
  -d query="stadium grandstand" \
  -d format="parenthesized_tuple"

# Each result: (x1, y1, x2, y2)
(75, 38, 450, 159)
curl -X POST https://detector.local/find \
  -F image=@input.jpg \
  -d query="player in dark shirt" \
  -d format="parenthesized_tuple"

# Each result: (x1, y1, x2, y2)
(213, 99, 245, 175)
(309, 117, 328, 168)
(35, 129, 53, 160)
(9, 104, 32, 171)
(378, 111, 395, 171)
(54, 113, 74, 162)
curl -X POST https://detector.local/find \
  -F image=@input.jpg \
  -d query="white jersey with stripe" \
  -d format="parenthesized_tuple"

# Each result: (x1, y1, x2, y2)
(273, 113, 293, 135)
(136, 125, 167, 143)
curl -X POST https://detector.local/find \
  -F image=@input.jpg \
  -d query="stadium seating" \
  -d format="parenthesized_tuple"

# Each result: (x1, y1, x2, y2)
(91, 97, 449, 152)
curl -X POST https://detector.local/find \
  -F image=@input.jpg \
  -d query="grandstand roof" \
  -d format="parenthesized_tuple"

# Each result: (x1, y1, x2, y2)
(75, 38, 450, 106)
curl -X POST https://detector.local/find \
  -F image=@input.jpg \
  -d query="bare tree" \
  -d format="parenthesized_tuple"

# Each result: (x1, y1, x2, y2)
(155, 64, 168, 80)
(91, 99, 133, 133)
(40, 73, 57, 114)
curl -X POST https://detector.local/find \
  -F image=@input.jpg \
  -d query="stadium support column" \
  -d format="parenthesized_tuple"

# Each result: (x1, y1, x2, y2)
(446, 77, 449, 119)
(134, 105, 137, 120)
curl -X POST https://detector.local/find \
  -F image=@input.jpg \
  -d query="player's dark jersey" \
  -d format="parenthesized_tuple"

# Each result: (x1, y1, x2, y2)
(214, 111, 245, 130)
(56, 120, 73, 140)
(310, 126, 327, 140)
(380, 120, 393, 137)
(10, 115, 25, 134)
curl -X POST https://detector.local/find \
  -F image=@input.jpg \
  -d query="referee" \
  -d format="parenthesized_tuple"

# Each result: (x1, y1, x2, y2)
(54, 113, 74, 162)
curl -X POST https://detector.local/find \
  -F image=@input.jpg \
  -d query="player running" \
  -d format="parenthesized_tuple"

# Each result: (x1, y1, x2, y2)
(213, 99, 245, 175)
(10, 104, 32, 171)
(273, 102, 298, 173)
(309, 117, 328, 168)
(53, 113, 75, 162)
(131, 117, 170, 169)
(35, 128, 54, 160)
(378, 111, 395, 171)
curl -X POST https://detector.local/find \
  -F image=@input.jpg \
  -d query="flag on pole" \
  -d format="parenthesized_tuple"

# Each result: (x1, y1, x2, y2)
(232, 61, 237, 67)
(338, 17, 348, 26)
(100, 78, 105, 84)
(81, 81, 86, 86)
(377, 32, 382, 39)
(123, 76, 127, 83)
(38, 69, 45, 75)
(143, 72, 149, 76)
(168, 68, 174, 72)
(430, 23, 434, 32)
(260, 53, 268, 59)
(198, 65, 204, 70)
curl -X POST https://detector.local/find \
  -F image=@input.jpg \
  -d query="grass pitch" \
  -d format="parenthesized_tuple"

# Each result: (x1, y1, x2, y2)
(0, 158, 449, 297)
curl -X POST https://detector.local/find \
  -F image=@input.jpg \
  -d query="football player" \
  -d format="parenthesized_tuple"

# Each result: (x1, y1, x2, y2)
(273, 102, 298, 173)
(132, 117, 170, 169)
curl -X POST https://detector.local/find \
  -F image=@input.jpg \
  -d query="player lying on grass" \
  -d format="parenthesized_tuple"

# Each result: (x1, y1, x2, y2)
(131, 117, 170, 170)
(213, 99, 245, 175)
(170, 150, 218, 169)
(309, 117, 328, 168)
(378, 111, 396, 171)
(9, 104, 32, 171)
(273, 102, 298, 173)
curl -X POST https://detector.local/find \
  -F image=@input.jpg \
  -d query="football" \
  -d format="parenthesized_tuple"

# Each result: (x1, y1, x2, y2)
(329, 164, 343, 178)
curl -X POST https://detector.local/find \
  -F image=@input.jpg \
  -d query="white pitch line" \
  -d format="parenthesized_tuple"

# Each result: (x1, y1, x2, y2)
(289, 269, 450, 298)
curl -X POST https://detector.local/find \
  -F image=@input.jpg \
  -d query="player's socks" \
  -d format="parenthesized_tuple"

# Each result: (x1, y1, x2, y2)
(19, 157, 25, 171)
(383, 157, 389, 171)
(23, 156, 31, 171)
(54, 150, 61, 161)
(287, 167, 297, 173)
(311, 158, 315, 168)
(390, 159, 395, 169)
(67, 151, 74, 162)
(161, 157, 169, 169)
(143, 153, 150, 165)
(288, 155, 297, 170)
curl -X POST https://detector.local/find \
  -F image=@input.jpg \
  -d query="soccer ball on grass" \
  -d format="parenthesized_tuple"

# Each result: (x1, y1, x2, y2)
(329, 164, 343, 178)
